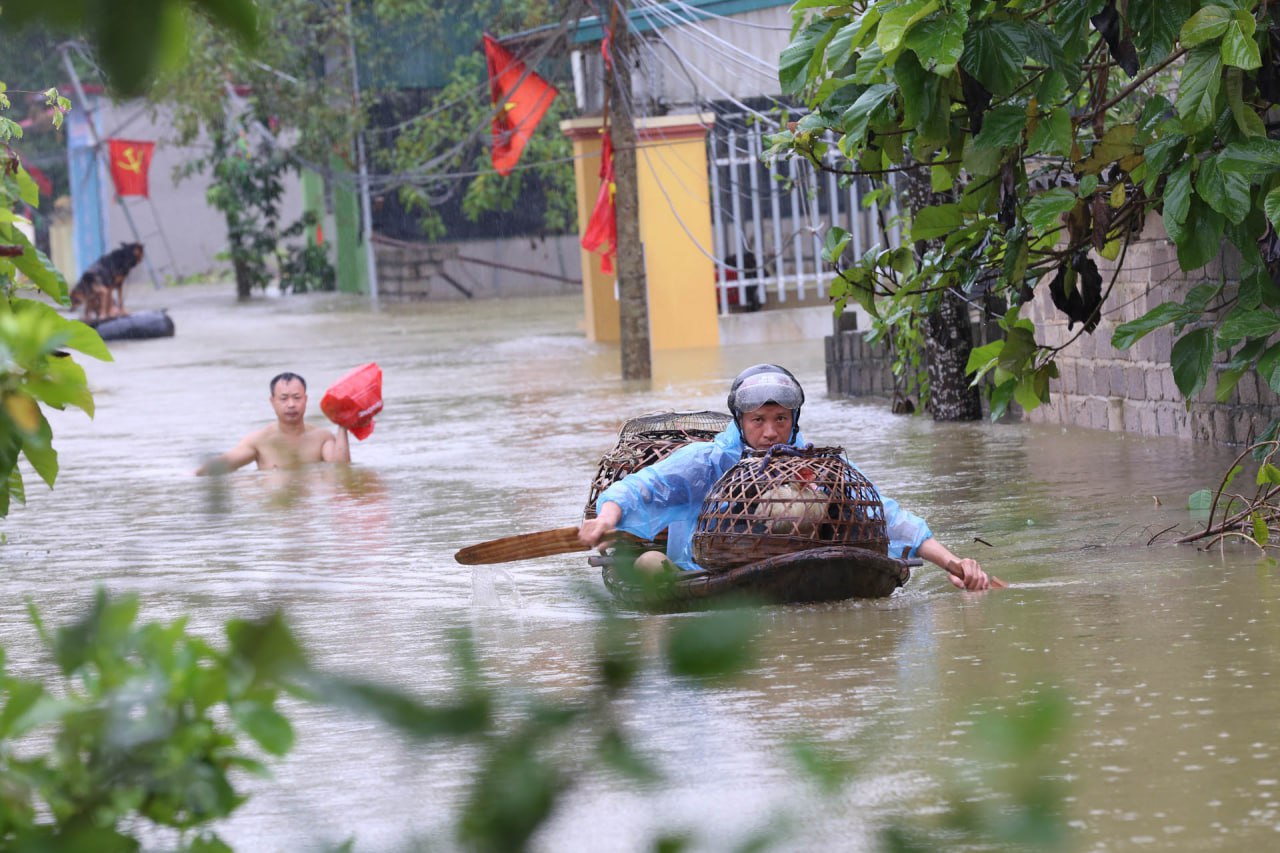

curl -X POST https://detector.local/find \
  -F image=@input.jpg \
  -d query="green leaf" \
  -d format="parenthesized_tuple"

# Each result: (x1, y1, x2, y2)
(1258, 342, 1280, 392)
(1112, 302, 1188, 350)
(827, 10, 879, 70)
(903, 9, 967, 76)
(233, 702, 295, 756)
(1175, 44, 1223, 133)
(1221, 14, 1261, 70)
(966, 339, 1004, 380)
(972, 105, 1026, 152)
(1256, 463, 1280, 486)
(1027, 108, 1072, 157)
(1024, 188, 1078, 233)
(1217, 139, 1280, 175)
(1253, 511, 1270, 547)
(1176, 200, 1225, 270)
(838, 83, 897, 144)
(961, 19, 1026, 97)
(1162, 160, 1193, 240)
(910, 203, 963, 242)
(1130, 0, 1192, 62)
(1179, 5, 1232, 46)
(666, 609, 760, 679)
(1264, 187, 1280, 229)
(1171, 327, 1215, 398)
(1195, 155, 1251, 224)
(20, 410, 58, 488)
(781, 18, 837, 94)
(877, 0, 938, 54)
(1216, 307, 1280, 344)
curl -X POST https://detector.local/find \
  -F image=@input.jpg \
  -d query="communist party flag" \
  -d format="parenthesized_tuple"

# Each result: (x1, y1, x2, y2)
(107, 139, 155, 197)
(580, 134, 617, 273)
(483, 33, 558, 176)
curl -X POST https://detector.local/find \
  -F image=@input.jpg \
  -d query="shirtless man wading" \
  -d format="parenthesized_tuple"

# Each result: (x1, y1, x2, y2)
(195, 372, 351, 475)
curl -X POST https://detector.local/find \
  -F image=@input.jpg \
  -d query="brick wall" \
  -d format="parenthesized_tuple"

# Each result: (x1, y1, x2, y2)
(826, 213, 1280, 446)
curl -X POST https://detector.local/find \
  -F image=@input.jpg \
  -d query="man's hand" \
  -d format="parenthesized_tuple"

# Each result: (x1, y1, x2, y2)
(945, 557, 991, 591)
(579, 501, 623, 548)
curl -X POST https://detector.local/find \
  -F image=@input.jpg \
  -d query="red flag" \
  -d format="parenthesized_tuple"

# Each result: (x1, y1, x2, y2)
(581, 134, 617, 273)
(107, 139, 155, 197)
(483, 34, 558, 176)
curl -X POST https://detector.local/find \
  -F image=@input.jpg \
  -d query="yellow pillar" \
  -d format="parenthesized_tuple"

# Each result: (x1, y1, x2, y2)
(561, 113, 719, 350)
(561, 118, 619, 343)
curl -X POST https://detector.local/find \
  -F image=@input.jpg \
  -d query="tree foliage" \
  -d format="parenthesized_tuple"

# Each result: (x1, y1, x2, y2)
(1, 83, 111, 519)
(772, 0, 1280, 421)
(378, 0, 578, 240)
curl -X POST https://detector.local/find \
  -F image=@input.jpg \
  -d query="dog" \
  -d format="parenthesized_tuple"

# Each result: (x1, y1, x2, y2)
(70, 242, 144, 322)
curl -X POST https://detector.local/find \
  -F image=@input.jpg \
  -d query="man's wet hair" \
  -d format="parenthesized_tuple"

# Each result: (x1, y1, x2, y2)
(270, 372, 306, 394)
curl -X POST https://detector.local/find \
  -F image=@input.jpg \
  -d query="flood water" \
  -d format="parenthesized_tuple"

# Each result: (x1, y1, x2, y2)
(2, 283, 1276, 852)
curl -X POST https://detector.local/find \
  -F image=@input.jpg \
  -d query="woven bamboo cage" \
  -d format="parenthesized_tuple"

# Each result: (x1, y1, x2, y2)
(583, 411, 731, 526)
(692, 446, 888, 572)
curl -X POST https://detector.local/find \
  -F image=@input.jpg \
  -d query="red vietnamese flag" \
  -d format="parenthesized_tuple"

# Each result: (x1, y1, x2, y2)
(107, 139, 155, 197)
(482, 33, 558, 176)
(580, 134, 617, 273)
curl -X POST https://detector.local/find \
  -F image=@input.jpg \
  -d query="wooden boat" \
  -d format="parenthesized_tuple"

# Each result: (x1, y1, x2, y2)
(88, 310, 175, 341)
(593, 545, 916, 611)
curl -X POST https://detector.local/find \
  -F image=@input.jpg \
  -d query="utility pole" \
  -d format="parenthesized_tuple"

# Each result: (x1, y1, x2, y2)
(607, 0, 651, 381)
(344, 0, 380, 306)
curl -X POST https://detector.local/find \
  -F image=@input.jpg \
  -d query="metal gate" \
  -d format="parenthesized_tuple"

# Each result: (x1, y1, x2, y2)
(708, 114, 902, 316)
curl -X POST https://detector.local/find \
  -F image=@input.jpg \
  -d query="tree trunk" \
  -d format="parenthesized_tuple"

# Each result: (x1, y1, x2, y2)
(609, 0, 652, 381)
(903, 167, 981, 421)
(924, 293, 982, 419)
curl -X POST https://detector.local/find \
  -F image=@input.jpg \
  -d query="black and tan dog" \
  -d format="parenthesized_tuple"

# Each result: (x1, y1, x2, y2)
(70, 242, 144, 322)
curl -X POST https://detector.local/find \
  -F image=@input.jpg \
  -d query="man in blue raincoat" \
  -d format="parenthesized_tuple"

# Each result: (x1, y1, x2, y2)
(577, 364, 992, 591)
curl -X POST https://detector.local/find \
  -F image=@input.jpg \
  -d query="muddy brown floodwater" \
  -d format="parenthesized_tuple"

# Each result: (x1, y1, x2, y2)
(2, 283, 1274, 851)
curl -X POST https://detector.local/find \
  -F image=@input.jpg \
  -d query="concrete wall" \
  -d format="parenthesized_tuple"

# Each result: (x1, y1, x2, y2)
(374, 234, 582, 300)
(95, 100, 304, 283)
(826, 214, 1280, 447)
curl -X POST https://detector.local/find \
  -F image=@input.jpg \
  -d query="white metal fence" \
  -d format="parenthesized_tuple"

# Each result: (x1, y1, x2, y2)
(708, 115, 903, 315)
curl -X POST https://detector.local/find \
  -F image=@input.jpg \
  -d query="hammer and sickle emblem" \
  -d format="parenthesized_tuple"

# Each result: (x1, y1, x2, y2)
(116, 147, 144, 174)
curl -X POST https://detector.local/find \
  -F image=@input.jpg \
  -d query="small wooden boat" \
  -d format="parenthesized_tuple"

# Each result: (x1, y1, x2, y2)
(88, 310, 175, 341)
(593, 545, 916, 611)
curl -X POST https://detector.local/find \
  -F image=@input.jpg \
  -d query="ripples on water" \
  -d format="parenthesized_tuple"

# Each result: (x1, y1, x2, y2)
(2, 284, 1277, 851)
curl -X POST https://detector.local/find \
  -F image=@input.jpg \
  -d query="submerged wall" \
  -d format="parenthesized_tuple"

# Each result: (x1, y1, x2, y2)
(827, 214, 1280, 447)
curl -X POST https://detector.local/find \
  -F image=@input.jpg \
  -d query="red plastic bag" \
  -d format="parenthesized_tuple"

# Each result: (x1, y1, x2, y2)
(321, 363, 383, 441)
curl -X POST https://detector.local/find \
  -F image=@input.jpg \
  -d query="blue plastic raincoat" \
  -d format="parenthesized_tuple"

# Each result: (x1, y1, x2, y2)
(596, 422, 933, 571)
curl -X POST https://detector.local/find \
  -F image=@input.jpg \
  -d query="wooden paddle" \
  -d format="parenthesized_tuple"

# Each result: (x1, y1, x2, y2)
(456, 528, 1008, 589)
(455, 526, 588, 565)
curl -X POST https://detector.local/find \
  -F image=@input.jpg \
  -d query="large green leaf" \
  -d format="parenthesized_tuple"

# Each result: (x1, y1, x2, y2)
(1112, 301, 1189, 350)
(1194, 154, 1251, 224)
(961, 19, 1026, 97)
(1161, 160, 1194, 239)
(1022, 20, 1074, 85)
(1170, 327, 1215, 398)
(838, 83, 897, 144)
(826, 7, 882, 70)
(1216, 307, 1280, 345)
(971, 105, 1026, 152)
(232, 702, 294, 756)
(1264, 186, 1280, 228)
(1175, 44, 1223, 132)
(1129, 0, 1194, 61)
(877, 0, 939, 54)
(780, 17, 837, 94)
(1175, 200, 1225, 270)
(1218, 138, 1280, 174)
(1023, 188, 1078, 233)
(12, 298, 113, 362)
(1220, 11, 1261, 70)
(1179, 5, 1232, 46)
(903, 8, 967, 76)
(911, 203, 963, 242)
(1256, 341, 1280, 392)
(1027, 108, 1072, 157)
(20, 410, 58, 488)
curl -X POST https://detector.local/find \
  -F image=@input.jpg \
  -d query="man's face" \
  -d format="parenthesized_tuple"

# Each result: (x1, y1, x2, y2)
(741, 403, 794, 450)
(271, 379, 307, 424)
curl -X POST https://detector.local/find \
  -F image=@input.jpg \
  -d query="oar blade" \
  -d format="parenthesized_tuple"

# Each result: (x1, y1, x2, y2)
(455, 526, 586, 565)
